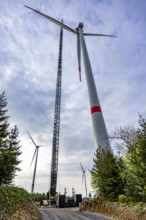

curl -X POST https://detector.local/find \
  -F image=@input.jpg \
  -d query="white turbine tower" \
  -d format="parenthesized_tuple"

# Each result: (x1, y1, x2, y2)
(80, 162, 87, 198)
(27, 131, 44, 194)
(24, 5, 116, 149)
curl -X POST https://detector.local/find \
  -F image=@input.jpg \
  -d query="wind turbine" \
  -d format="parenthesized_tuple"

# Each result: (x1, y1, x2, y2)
(27, 130, 45, 194)
(24, 5, 116, 149)
(80, 162, 87, 198)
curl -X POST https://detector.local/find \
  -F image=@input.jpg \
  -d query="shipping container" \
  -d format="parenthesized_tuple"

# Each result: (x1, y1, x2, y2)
(73, 194, 82, 207)
(56, 194, 66, 208)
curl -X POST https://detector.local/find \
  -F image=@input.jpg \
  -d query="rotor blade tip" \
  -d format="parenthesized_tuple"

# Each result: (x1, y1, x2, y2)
(79, 66, 81, 72)
(78, 67, 81, 81)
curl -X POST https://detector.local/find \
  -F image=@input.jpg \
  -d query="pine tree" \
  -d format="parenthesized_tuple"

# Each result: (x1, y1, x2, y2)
(91, 148, 124, 202)
(0, 92, 21, 185)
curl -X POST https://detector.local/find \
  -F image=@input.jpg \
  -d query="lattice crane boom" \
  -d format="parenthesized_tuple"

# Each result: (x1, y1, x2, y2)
(49, 24, 63, 196)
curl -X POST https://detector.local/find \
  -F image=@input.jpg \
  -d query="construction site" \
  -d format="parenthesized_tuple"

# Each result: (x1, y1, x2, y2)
(25, 4, 113, 208)
(26, 10, 85, 207)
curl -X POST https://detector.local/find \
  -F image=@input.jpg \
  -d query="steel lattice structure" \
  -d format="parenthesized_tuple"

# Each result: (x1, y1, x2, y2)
(49, 25, 63, 196)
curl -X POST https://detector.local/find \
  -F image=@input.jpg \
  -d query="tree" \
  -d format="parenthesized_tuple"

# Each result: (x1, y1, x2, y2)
(31, 192, 47, 202)
(91, 148, 124, 202)
(121, 116, 146, 202)
(110, 125, 136, 155)
(110, 115, 146, 203)
(0, 92, 21, 185)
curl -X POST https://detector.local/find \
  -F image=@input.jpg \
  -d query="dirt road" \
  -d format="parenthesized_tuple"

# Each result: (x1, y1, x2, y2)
(40, 207, 112, 220)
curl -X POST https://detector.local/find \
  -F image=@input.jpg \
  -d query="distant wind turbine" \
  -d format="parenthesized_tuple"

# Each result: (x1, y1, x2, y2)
(27, 130, 46, 194)
(24, 5, 116, 149)
(80, 162, 87, 198)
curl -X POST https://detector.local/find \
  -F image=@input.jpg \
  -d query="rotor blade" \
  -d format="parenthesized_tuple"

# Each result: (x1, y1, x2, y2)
(26, 130, 37, 147)
(24, 5, 76, 34)
(77, 35, 81, 81)
(84, 33, 117, 37)
(30, 148, 37, 168)
(80, 162, 84, 171)
(39, 145, 48, 147)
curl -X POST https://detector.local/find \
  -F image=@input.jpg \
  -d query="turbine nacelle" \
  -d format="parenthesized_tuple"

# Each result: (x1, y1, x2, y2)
(77, 22, 84, 30)
(75, 23, 83, 35)
(75, 22, 84, 35)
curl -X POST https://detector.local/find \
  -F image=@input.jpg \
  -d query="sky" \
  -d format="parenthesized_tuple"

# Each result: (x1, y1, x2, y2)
(0, 0, 146, 197)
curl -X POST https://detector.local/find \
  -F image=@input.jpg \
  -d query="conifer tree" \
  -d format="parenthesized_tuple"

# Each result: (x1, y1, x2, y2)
(91, 148, 124, 202)
(0, 92, 21, 185)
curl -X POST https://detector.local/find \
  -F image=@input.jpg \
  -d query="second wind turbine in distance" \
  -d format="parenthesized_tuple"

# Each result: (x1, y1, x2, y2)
(24, 5, 117, 150)
(27, 131, 46, 194)
(80, 162, 87, 198)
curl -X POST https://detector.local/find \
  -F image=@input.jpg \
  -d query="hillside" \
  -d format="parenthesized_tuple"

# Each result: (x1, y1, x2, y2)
(0, 186, 42, 220)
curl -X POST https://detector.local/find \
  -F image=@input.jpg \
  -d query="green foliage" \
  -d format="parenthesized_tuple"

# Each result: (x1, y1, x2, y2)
(91, 148, 124, 202)
(93, 115, 146, 205)
(31, 192, 47, 202)
(118, 194, 133, 204)
(121, 116, 146, 202)
(0, 185, 32, 217)
(0, 92, 21, 185)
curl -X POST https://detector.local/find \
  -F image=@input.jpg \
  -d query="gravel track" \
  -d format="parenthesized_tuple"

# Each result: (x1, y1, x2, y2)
(40, 207, 112, 220)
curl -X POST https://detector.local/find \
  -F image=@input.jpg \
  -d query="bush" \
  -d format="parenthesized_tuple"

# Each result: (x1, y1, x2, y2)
(80, 199, 146, 220)
(0, 185, 32, 217)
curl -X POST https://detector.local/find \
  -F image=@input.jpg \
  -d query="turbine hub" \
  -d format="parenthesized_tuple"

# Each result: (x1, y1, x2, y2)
(75, 22, 84, 34)
(78, 22, 84, 29)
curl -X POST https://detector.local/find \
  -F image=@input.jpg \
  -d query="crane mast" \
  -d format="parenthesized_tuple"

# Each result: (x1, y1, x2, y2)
(49, 24, 63, 198)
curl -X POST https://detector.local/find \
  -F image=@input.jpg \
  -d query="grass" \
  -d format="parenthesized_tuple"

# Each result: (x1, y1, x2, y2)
(0, 185, 42, 220)
(79, 198, 146, 220)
